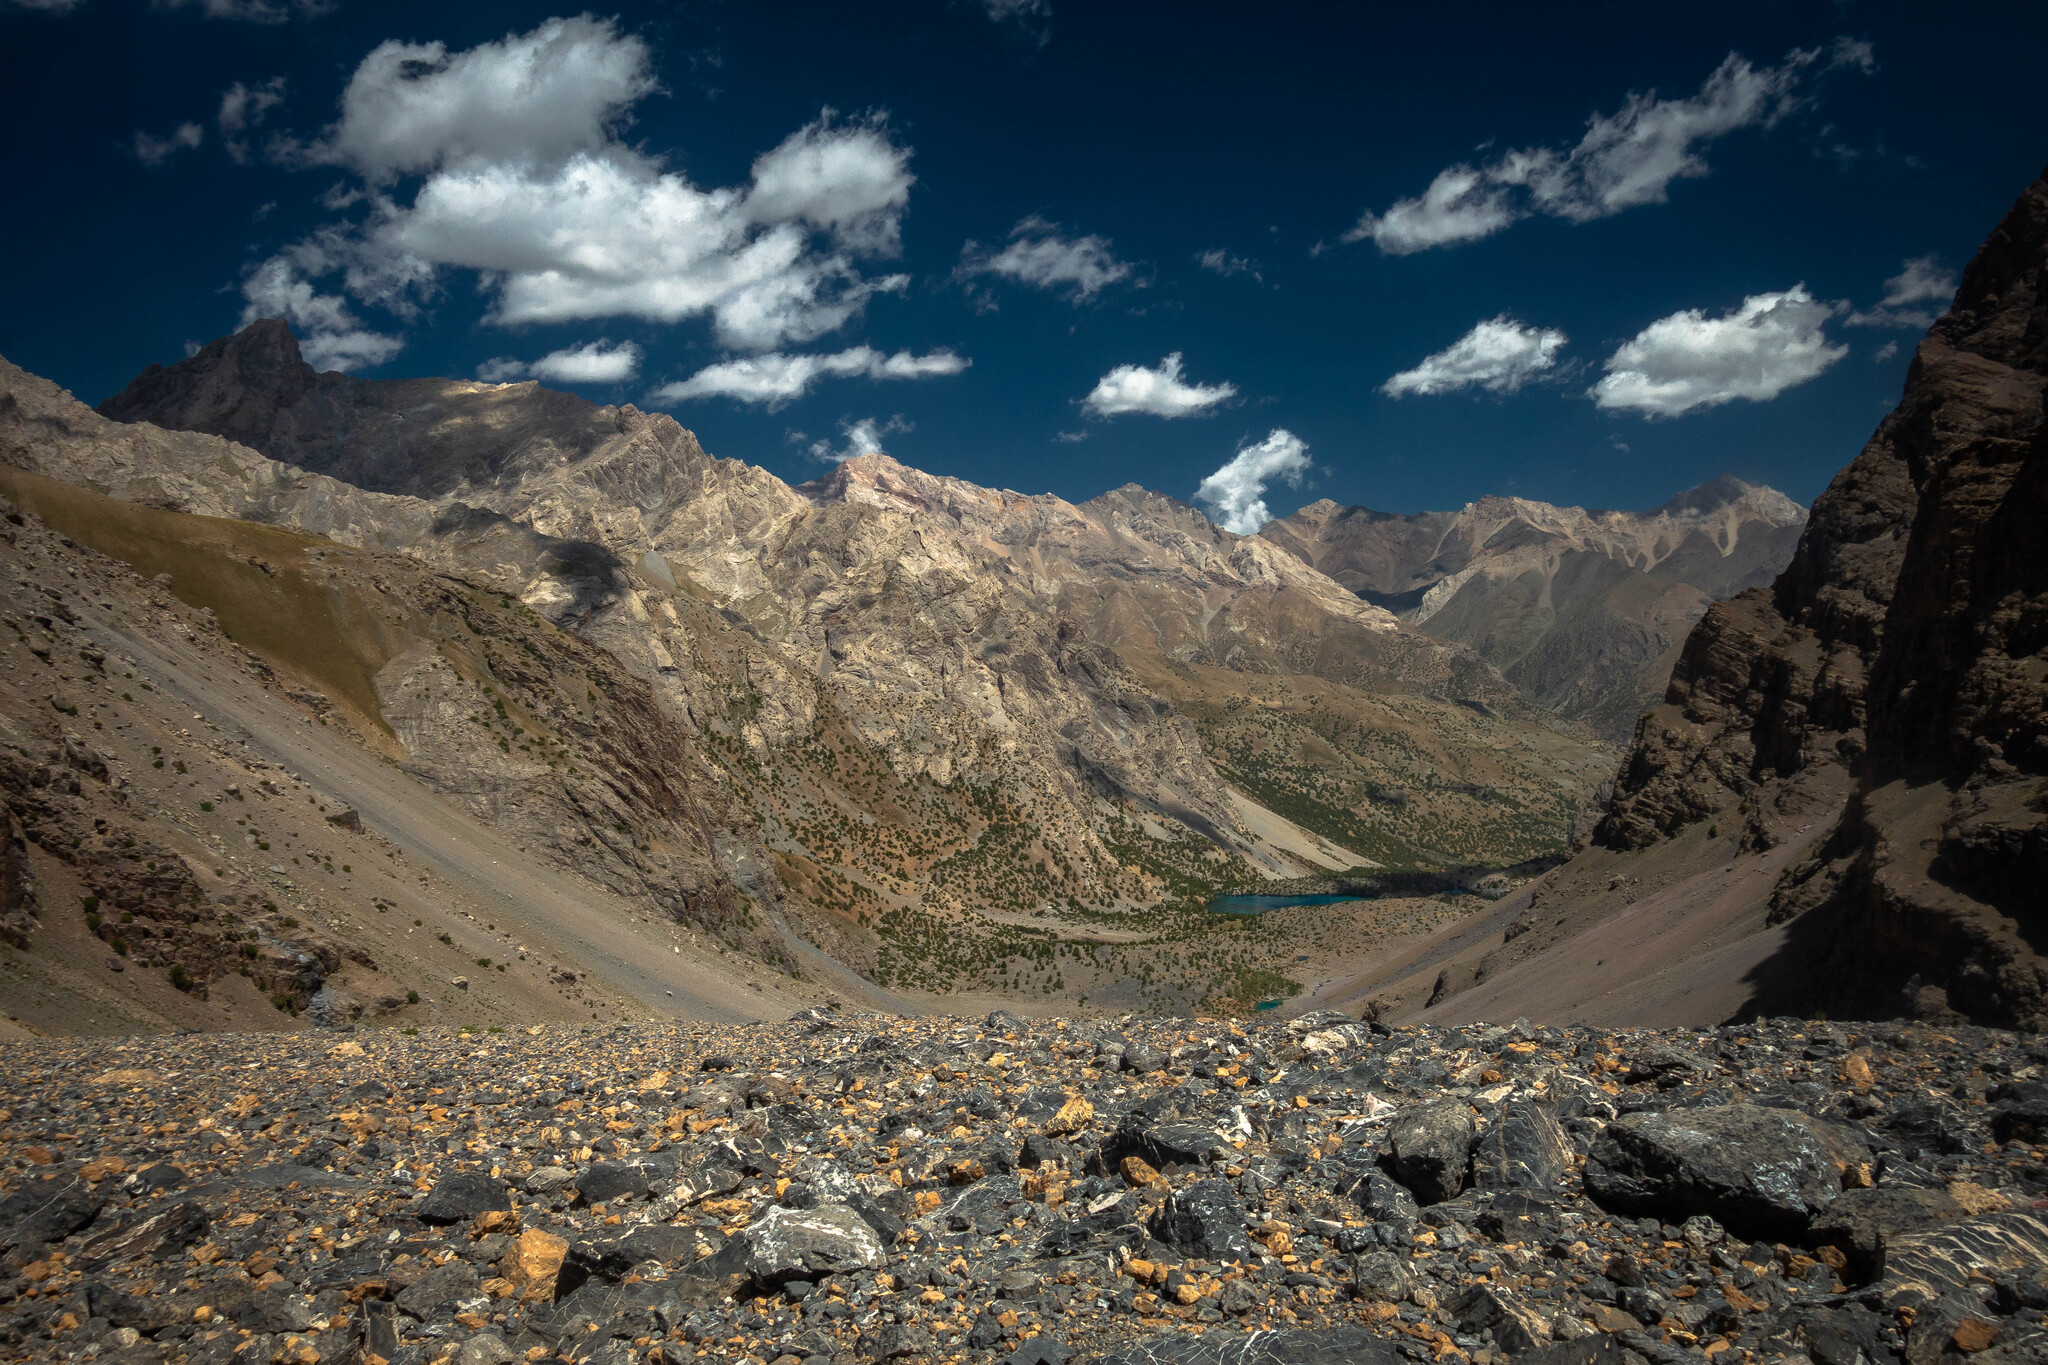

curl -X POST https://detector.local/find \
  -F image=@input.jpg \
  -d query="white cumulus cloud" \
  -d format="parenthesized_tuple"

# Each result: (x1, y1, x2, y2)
(1846, 255, 1957, 329)
(242, 19, 923, 369)
(476, 340, 641, 386)
(958, 216, 1133, 304)
(1194, 429, 1311, 534)
(133, 122, 203, 167)
(1382, 316, 1568, 397)
(1592, 285, 1846, 417)
(647, 346, 968, 409)
(218, 77, 287, 164)
(1345, 41, 1873, 254)
(1083, 353, 1237, 419)
(303, 16, 658, 181)
(809, 414, 910, 464)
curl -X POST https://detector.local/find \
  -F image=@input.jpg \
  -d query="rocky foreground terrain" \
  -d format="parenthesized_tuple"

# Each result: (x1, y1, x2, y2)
(2, 1010, 2046, 1365)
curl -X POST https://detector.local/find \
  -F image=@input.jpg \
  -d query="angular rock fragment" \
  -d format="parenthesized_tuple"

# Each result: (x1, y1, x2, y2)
(416, 1171, 512, 1224)
(727, 1203, 884, 1286)
(1471, 1098, 1572, 1194)
(1384, 1099, 1474, 1204)
(1807, 1185, 1968, 1284)
(1150, 1179, 1253, 1261)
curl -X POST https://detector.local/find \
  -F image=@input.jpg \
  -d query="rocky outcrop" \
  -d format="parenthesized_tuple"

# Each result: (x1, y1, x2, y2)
(1594, 167, 2048, 1031)
(1263, 479, 1806, 740)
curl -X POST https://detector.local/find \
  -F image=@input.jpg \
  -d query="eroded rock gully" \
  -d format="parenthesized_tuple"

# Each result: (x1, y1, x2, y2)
(2, 1009, 2044, 1365)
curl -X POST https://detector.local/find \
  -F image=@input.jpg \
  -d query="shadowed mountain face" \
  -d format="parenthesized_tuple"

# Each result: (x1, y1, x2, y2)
(1262, 482, 1807, 741)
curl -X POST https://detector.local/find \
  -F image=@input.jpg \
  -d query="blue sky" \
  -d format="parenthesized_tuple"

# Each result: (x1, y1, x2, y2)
(2, 1, 2043, 524)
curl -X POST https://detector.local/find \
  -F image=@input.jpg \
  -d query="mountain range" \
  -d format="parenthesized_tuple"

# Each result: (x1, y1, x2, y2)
(1262, 481, 1806, 741)
(0, 168, 2040, 1040)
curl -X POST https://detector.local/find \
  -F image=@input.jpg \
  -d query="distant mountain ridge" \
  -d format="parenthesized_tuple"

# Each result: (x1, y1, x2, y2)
(1261, 479, 1807, 740)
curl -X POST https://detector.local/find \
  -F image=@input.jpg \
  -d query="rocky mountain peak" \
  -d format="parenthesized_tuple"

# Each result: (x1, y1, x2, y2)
(1647, 474, 1804, 525)
(98, 315, 315, 450)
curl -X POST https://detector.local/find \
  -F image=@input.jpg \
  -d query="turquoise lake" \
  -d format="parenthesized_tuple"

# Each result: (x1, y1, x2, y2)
(1206, 892, 1365, 916)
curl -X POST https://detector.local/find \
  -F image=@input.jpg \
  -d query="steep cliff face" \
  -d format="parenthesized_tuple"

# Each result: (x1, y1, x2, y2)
(1598, 168, 2048, 1029)
(1790, 169, 2048, 1029)
(1263, 481, 1805, 740)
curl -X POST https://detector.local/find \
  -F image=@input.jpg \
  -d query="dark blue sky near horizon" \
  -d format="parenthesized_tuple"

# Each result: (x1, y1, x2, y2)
(1, 0, 2043, 522)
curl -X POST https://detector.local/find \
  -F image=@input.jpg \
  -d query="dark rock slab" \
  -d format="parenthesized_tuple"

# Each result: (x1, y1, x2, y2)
(1584, 1104, 1870, 1240)
(726, 1203, 885, 1286)
(575, 1154, 677, 1205)
(1988, 1080, 2048, 1143)
(415, 1170, 511, 1224)
(394, 1261, 481, 1320)
(0, 1176, 102, 1248)
(76, 1200, 209, 1266)
(1874, 1211, 2048, 1308)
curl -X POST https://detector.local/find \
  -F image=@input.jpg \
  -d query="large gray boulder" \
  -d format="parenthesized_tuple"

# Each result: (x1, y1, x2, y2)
(1585, 1104, 1869, 1240)
(728, 1203, 885, 1286)
(1385, 1100, 1475, 1205)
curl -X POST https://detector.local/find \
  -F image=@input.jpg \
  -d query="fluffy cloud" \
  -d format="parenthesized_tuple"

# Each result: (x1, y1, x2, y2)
(1346, 42, 1873, 254)
(958, 216, 1133, 304)
(1592, 285, 1846, 417)
(1083, 353, 1237, 419)
(244, 19, 920, 368)
(1846, 255, 1957, 329)
(154, 0, 329, 20)
(476, 340, 641, 386)
(1194, 429, 1311, 534)
(808, 414, 910, 464)
(305, 16, 657, 181)
(646, 346, 969, 409)
(1382, 316, 1567, 397)
(133, 122, 203, 167)
(218, 77, 287, 164)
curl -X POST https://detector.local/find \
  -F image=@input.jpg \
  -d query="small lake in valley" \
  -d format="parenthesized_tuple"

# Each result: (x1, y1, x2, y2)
(1205, 892, 1367, 916)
